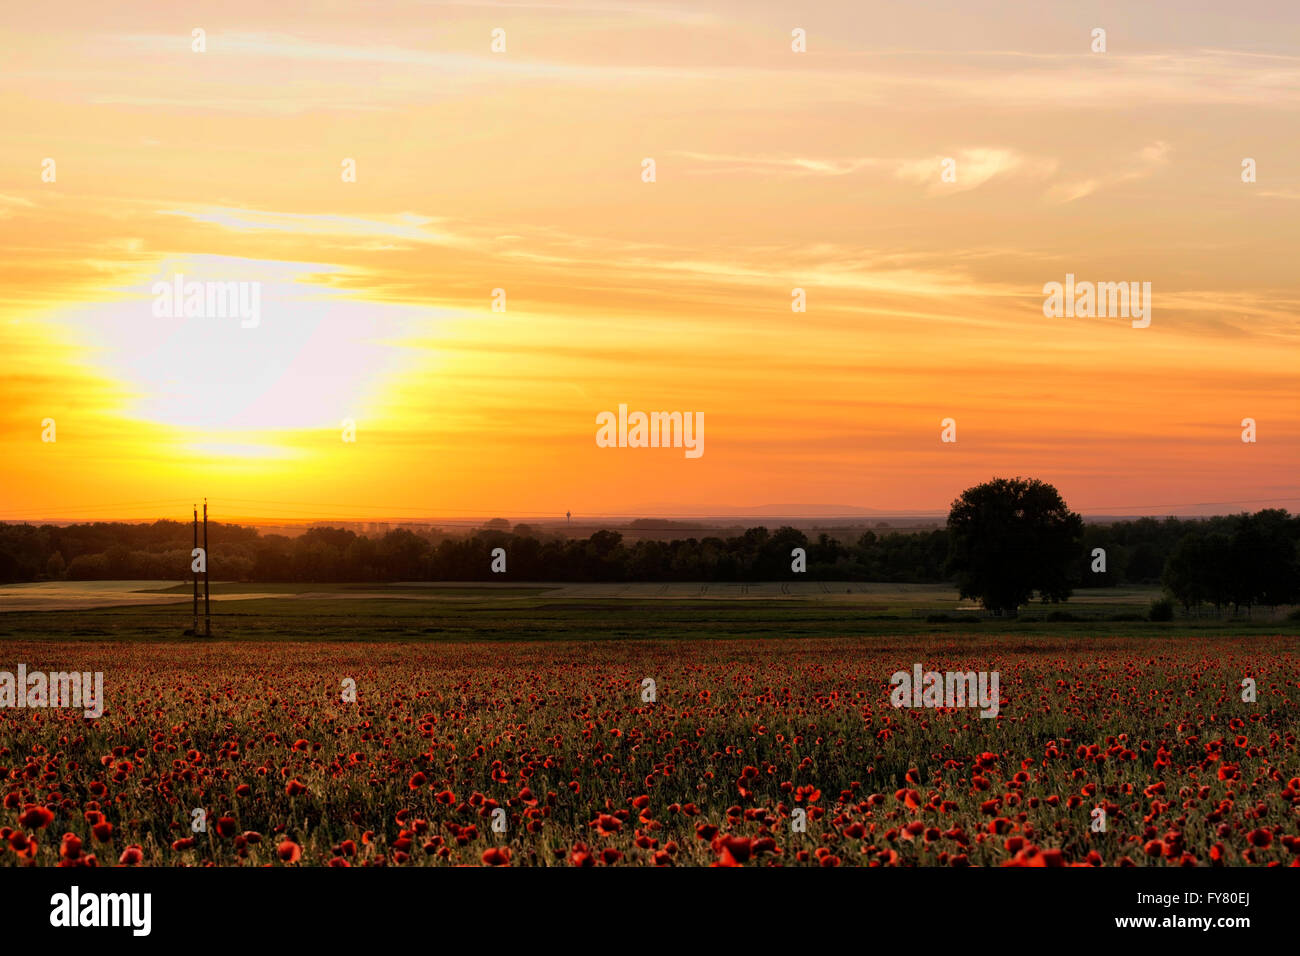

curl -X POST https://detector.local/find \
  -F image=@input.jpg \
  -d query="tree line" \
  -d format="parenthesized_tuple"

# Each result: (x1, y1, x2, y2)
(1, 503, 1296, 611)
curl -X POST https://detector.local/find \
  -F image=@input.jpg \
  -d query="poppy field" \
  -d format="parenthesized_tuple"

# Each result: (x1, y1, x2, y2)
(2, 634, 1298, 867)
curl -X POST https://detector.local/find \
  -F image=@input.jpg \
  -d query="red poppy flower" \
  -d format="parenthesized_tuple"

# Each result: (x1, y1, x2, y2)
(118, 845, 143, 866)
(60, 833, 83, 860)
(18, 805, 54, 830)
(718, 835, 752, 863)
(570, 846, 594, 867)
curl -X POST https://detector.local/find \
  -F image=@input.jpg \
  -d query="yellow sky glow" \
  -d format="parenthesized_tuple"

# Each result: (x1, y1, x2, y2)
(2, 1, 1297, 522)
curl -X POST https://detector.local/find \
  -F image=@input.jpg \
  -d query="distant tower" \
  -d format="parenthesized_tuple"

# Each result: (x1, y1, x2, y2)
(202, 498, 210, 637)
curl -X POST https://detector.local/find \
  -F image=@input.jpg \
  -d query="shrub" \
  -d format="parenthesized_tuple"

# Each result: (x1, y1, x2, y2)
(1149, 598, 1175, 622)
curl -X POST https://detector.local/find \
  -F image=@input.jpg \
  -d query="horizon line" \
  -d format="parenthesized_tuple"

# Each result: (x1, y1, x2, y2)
(3, 499, 1298, 527)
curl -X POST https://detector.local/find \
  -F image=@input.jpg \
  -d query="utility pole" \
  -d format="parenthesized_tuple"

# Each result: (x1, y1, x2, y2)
(192, 504, 199, 634)
(203, 498, 211, 636)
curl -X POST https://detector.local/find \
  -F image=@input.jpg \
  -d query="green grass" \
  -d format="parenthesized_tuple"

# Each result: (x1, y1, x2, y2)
(1, 586, 1295, 642)
(136, 582, 558, 598)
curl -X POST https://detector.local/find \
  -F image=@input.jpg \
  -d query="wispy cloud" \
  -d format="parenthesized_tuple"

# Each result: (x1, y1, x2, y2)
(678, 147, 1055, 194)
(1046, 141, 1171, 204)
(894, 148, 1057, 195)
(419, 0, 722, 25)
(157, 207, 456, 245)
(674, 151, 881, 177)
(116, 31, 705, 79)
(0, 194, 37, 219)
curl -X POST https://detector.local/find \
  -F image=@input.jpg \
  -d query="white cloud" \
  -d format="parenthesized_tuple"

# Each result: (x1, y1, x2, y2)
(1046, 141, 1170, 204)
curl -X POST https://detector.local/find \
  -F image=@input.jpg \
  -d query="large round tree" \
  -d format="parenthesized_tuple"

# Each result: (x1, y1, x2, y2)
(945, 477, 1083, 614)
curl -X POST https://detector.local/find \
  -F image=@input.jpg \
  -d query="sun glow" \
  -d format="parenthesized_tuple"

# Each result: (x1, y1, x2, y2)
(0, 2, 1296, 519)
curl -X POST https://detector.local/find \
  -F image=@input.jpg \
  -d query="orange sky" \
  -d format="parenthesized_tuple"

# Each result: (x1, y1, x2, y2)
(2, 1, 1297, 522)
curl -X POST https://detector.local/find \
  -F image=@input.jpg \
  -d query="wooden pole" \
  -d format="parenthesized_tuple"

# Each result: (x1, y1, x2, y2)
(203, 498, 211, 636)
(192, 504, 198, 633)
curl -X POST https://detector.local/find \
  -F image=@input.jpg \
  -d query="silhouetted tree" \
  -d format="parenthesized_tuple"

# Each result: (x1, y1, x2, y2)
(945, 477, 1084, 613)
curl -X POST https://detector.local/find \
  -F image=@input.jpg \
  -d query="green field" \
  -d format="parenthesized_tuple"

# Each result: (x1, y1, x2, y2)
(0, 581, 1294, 641)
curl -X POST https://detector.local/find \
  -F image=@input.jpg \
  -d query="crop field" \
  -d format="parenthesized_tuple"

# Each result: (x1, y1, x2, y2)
(0, 579, 1183, 612)
(1, 587, 1297, 867)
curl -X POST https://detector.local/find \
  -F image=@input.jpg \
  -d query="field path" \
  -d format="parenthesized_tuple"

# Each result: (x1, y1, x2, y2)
(0, 581, 282, 611)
